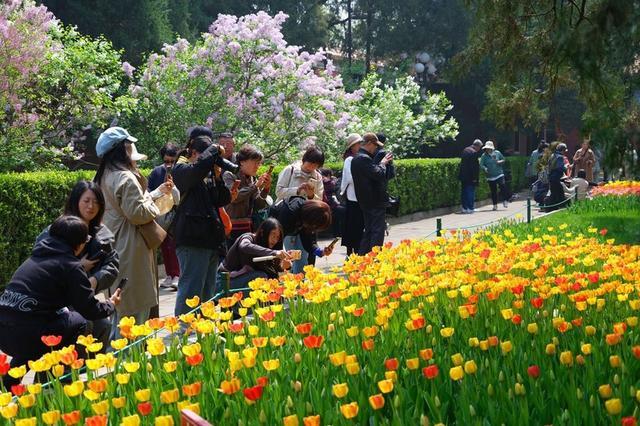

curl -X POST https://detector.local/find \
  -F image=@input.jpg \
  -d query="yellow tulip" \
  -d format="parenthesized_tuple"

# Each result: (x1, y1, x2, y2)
(85, 358, 102, 371)
(527, 323, 538, 334)
(135, 388, 151, 402)
(501, 341, 513, 355)
(63, 380, 85, 397)
(146, 338, 166, 356)
(92, 400, 109, 415)
(346, 362, 360, 375)
(155, 415, 175, 426)
(609, 355, 621, 368)
(340, 402, 359, 419)
(599, 384, 612, 399)
(449, 366, 464, 381)
(346, 326, 359, 337)
(181, 342, 202, 357)
(283, 414, 299, 426)
(378, 379, 394, 394)
(27, 383, 42, 395)
(440, 327, 455, 338)
(121, 414, 141, 426)
(0, 392, 12, 406)
(15, 418, 37, 426)
(186, 295, 200, 308)
(42, 410, 61, 425)
(112, 396, 126, 409)
(163, 361, 177, 373)
(18, 393, 36, 408)
(1, 403, 18, 419)
(559, 351, 573, 366)
(243, 357, 256, 368)
(451, 353, 464, 366)
(234, 335, 246, 345)
(122, 361, 140, 373)
(545, 343, 556, 355)
(160, 389, 179, 404)
(605, 398, 622, 415)
(86, 342, 103, 353)
(464, 360, 477, 375)
(332, 383, 349, 398)
(262, 359, 280, 371)
(8, 365, 26, 379)
(585, 325, 596, 336)
(111, 338, 128, 351)
(116, 373, 130, 385)
(406, 358, 420, 370)
(581, 344, 592, 355)
(385, 370, 397, 382)
(329, 351, 346, 366)
(83, 389, 100, 401)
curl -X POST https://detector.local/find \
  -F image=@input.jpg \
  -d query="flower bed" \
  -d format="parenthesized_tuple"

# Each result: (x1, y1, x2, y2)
(1, 228, 640, 425)
(591, 181, 640, 197)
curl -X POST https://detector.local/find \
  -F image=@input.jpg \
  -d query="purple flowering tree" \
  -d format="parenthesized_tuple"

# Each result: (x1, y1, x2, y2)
(128, 12, 357, 161)
(0, 0, 134, 171)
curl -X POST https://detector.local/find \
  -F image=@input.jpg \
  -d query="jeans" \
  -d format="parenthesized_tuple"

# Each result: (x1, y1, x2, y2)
(488, 177, 508, 205)
(175, 246, 219, 316)
(284, 235, 308, 274)
(461, 184, 476, 210)
(359, 208, 386, 255)
(227, 271, 268, 293)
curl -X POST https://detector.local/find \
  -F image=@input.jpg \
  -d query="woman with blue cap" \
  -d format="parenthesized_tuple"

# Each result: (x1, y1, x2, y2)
(94, 127, 173, 334)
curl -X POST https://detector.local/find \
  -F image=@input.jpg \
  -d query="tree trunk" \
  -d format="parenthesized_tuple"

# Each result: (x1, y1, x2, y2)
(347, 0, 352, 68)
(364, 0, 372, 74)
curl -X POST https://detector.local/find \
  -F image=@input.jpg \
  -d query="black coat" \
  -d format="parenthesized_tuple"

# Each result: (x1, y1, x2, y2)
(172, 145, 231, 251)
(0, 236, 115, 323)
(458, 145, 481, 185)
(268, 196, 319, 254)
(373, 148, 395, 205)
(36, 224, 119, 293)
(351, 148, 388, 210)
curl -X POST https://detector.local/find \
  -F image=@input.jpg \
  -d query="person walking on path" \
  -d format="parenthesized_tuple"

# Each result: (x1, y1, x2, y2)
(94, 127, 172, 330)
(458, 139, 483, 214)
(572, 139, 596, 181)
(148, 143, 181, 291)
(480, 141, 509, 210)
(351, 132, 393, 255)
(171, 131, 231, 317)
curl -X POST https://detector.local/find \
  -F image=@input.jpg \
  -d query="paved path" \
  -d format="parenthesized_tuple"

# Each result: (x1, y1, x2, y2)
(157, 193, 548, 317)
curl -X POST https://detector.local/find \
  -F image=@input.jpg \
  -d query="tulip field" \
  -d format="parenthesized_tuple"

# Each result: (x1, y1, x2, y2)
(2, 198, 640, 425)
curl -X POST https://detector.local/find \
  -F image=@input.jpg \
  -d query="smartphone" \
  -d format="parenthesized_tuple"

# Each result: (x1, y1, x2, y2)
(116, 278, 128, 291)
(232, 179, 241, 191)
(327, 237, 340, 250)
(165, 165, 173, 181)
(88, 250, 107, 261)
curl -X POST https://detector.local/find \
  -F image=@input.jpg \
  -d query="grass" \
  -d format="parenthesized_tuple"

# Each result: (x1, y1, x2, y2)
(492, 195, 640, 244)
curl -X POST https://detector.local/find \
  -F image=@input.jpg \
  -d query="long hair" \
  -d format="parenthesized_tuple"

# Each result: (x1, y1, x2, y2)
(64, 180, 105, 236)
(178, 135, 213, 160)
(254, 218, 284, 249)
(94, 141, 135, 185)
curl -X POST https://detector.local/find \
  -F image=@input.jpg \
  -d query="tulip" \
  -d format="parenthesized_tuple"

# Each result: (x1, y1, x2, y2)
(451, 353, 464, 366)
(61, 410, 81, 425)
(186, 353, 204, 366)
(295, 323, 312, 334)
(15, 419, 37, 426)
(501, 341, 512, 355)
(27, 383, 42, 394)
(449, 366, 464, 381)
(464, 360, 477, 375)
(121, 414, 141, 426)
(419, 348, 434, 361)
(185, 296, 200, 308)
(302, 335, 324, 349)
(406, 358, 420, 370)
(8, 365, 26, 379)
(329, 351, 346, 366)
(163, 361, 177, 373)
(378, 379, 394, 394)
(440, 327, 454, 338)
(91, 400, 109, 415)
(137, 401, 152, 416)
(41, 335, 63, 347)
(361, 339, 375, 351)
(369, 393, 385, 410)
(85, 415, 107, 426)
(63, 381, 85, 398)
(160, 388, 180, 404)
(610, 355, 621, 368)
(220, 379, 241, 395)
(545, 344, 556, 355)
(559, 351, 573, 366)
(155, 415, 175, 426)
(332, 383, 349, 398)
(303, 415, 320, 426)
(346, 362, 360, 375)
(423, 364, 439, 379)
(263, 359, 280, 371)
(527, 365, 540, 379)
(527, 323, 538, 334)
(599, 384, 612, 399)
(182, 382, 202, 397)
(340, 402, 359, 419)
(283, 415, 299, 426)
(122, 362, 140, 373)
(605, 398, 622, 415)
(135, 389, 151, 402)
(112, 397, 126, 409)
(42, 410, 61, 425)
(243, 385, 264, 401)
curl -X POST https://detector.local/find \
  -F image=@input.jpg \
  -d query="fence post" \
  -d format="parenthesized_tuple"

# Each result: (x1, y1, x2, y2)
(221, 272, 230, 297)
(436, 218, 442, 237)
(574, 188, 579, 204)
(526, 198, 532, 223)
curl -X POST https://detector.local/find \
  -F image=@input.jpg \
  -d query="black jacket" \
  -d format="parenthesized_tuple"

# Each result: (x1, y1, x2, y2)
(351, 148, 388, 210)
(458, 145, 481, 185)
(0, 236, 115, 323)
(36, 224, 119, 293)
(172, 145, 231, 250)
(268, 196, 320, 254)
(373, 148, 395, 205)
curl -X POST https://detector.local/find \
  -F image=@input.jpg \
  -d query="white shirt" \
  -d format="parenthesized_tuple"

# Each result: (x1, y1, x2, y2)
(340, 156, 357, 202)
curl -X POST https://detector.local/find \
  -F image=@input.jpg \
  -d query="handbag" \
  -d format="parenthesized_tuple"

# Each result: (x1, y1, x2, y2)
(137, 220, 167, 250)
(386, 196, 400, 217)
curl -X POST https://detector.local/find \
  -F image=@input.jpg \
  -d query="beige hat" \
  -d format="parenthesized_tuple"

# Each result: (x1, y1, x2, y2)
(363, 132, 384, 147)
(345, 133, 363, 150)
(483, 141, 495, 151)
(130, 143, 148, 161)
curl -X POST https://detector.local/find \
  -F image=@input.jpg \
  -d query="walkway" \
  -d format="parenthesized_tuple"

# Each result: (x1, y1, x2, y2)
(157, 193, 548, 317)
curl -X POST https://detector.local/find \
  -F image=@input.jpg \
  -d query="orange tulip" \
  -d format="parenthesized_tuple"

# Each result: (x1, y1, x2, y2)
(303, 415, 320, 426)
(220, 379, 241, 395)
(303, 335, 324, 349)
(182, 382, 202, 397)
(295, 323, 312, 335)
(61, 410, 81, 425)
(84, 415, 107, 426)
(369, 394, 385, 410)
(340, 402, 359, 419)
(361, 339, 375, 351)
(41, 335, 62, 347)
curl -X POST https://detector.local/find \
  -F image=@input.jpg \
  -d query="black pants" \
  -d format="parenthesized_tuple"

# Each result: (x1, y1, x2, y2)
(547, 180, 567, 211)
(342, 201, 364, 255)
(359, 208, 386, 255)
(488, 177, 508, 205)
(0, 310, 109, 387)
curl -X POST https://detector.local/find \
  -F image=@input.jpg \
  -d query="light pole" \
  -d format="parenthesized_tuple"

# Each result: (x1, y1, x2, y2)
(414, 51, 437, 97)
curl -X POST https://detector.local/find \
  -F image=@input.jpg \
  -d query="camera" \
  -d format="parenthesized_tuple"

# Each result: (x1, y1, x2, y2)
(214, 152, 239, 174)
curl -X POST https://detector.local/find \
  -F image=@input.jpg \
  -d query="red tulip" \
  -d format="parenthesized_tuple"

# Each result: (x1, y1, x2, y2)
(137, 401, 152, 416)
(228, 322, 244, 333)
(362, 339, 375, 351)
(185, 353, 204, 366)
(632, 346, 640, 359)
(260, 311, 275, 321)
(527, 365, 540, 379)
(0, 361, 9, 375)
(303, 335, 324, 349)
(353, 307, 365, 317)
(62, 410, 81, 425)
(622, 416, 637, 426)
(599, 228, 608, 236)
(588, 272, 600, 283)
(511, 314, 522, 325)
(11, 384, 26, 396)
(295, 323, 312, 335)
(422, 365, 439, 379)
(41, 335, 63, 347)
(256, 376, 269, 387)
(243, 385, 264, 401)
(530, 297, 543, 309)
(384, 358, 399, 371)
(85, 415, 107, 426)
(510, 284, 524, 295)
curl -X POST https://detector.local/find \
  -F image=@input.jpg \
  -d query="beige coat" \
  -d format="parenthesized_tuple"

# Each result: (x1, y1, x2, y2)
(101, 169, 160, 317)
(573, 148, 595, 181)
(275, 163, 324, 202)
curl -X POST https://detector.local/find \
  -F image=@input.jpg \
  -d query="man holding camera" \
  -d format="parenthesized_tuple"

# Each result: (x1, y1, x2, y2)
(171, 126, 234, 316)
(351, 132, 393, 255)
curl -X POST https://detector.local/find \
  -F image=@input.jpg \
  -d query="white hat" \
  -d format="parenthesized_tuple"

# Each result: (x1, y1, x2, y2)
(345, 133, 363, 150)
(483, 141, 495, 151)
(130, 143, 148, 161)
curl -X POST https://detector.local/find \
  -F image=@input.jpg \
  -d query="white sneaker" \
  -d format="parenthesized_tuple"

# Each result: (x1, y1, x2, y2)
(461, 208, 469, 214)
(171, 276, 180, 291)
(160, 276, 174, 289)
(503, 200, 509, 208)
(492, 205, 498, 211)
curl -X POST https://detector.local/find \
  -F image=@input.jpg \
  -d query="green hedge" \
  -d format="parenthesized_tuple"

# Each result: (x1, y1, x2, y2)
(0, 157, 527, 286)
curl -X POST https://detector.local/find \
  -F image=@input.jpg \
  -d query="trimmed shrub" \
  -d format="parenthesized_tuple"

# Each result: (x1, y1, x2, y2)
(0, 157, 528, 287)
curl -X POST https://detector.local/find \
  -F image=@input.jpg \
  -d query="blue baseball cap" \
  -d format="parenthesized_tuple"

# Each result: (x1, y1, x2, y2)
(96, 127, 138, 158)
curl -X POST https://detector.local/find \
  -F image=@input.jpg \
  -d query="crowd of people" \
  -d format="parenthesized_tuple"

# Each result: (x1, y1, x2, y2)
(459, 137, 600, 214)
(0, 126, 395, 386)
